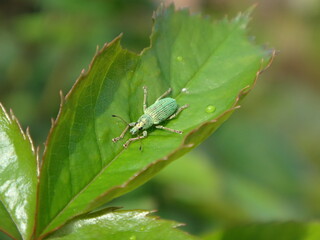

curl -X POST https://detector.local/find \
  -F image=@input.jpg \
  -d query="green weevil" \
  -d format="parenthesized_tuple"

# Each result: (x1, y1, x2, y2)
(112, 86, 189, 148)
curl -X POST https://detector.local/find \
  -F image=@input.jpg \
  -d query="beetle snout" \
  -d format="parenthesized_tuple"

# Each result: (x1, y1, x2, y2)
(130, 126, 138, 135)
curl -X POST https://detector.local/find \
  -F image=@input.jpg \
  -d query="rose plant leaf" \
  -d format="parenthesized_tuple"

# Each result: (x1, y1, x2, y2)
(46, 210, 198, 240)
(0, 104, 38, 240)
(37, 5, 272, 238)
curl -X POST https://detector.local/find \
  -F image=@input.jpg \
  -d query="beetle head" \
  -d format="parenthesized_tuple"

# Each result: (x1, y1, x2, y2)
(130, 114, 152, 135)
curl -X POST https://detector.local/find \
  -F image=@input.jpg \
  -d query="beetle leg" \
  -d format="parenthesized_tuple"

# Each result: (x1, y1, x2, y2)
(112, 122, 136, 142)
(155, 125, 182, 134)
(169, 104, 189, 120)
(143, 86, 148, 112)
(123, 130, 148, 148)
(156, 88, 172, 101)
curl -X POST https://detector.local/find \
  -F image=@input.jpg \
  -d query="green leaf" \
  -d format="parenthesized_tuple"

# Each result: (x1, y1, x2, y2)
(0, 230, 15, 240)
(0, 203, 20, 240)
(47, 210, 198, 240)
(203, 222, 320, 240)
(0, 104, 38, 240)
(37, 5, 272, 237)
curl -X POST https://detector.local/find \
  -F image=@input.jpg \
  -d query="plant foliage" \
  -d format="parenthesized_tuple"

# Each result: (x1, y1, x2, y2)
(0, 5, 272, 240)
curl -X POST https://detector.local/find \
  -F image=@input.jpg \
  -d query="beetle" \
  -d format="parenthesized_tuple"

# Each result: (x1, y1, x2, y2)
(112, 86, 189, 148)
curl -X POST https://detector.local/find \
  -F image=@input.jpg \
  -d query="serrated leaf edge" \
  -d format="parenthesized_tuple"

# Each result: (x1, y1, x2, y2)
(0, 104, 39, 240)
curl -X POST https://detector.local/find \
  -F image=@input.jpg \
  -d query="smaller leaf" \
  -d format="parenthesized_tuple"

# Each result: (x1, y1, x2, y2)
(46, 210, 198, 240)
(203, 222, 320, 240)
(0, 104, 38, 240)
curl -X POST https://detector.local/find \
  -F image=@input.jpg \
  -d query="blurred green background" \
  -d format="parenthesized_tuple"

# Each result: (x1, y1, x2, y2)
(1, 0, 319, 237)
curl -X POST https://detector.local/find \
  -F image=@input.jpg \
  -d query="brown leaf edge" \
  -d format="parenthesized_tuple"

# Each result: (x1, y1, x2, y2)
(35, 9, 277, 240)
(0, 104, 38, 240)
(46, 209, 199, 240)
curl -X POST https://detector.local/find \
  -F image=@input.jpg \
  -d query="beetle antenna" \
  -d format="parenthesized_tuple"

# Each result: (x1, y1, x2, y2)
(112, 115, 129, 125)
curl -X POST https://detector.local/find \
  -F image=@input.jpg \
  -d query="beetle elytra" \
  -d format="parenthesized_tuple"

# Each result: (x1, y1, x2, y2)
(112, 86, 189, 148)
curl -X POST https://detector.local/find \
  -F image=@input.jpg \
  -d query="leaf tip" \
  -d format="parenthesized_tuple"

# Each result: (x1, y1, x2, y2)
(233, 4, 258, 28)
(0, 103, 11, 123)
